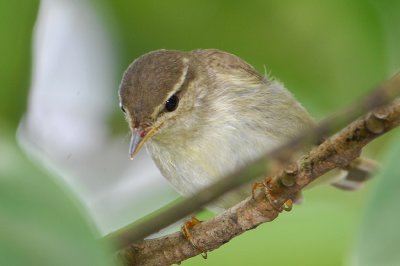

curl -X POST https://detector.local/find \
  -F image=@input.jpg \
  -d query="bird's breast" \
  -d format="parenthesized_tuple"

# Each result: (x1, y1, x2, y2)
(146, 119, 280, 197)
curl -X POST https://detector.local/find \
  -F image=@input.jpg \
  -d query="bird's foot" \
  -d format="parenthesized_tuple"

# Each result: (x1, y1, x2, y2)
(251, 177, 293, 212)
(181, 216, 208, 259)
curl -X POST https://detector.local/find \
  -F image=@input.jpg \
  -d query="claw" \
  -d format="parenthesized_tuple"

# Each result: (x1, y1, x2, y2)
(252, 181, 266, 199)
(251, 177, 293, 212)
(282, 198, 293, 212)
(181, 216, 207, 259)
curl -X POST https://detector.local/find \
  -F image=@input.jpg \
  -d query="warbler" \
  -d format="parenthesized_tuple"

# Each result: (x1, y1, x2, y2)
(119, 49, 374, 211)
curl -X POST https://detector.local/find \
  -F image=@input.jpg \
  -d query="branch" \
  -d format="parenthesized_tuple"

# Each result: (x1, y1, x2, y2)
(105, 73, 400, 265)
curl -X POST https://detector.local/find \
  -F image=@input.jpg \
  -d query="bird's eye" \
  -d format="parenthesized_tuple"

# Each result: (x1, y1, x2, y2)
(165, 94, 179, 112)
(119, 102, 126, 113)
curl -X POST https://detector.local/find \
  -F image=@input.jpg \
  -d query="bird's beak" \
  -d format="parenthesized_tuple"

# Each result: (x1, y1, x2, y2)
(129, 126, 158, 160)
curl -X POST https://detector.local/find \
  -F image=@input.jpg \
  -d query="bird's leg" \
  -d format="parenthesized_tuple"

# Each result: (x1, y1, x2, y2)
(181, 216, 208, 259)
(252, 177, 293, 212)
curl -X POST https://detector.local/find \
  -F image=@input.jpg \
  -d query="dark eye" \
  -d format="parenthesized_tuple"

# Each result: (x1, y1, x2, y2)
(119, 102, 126, 113)
(165, 94, 179, 112)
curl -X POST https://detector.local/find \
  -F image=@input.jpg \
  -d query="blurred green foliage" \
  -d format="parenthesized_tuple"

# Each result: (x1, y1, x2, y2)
(351, 130, 400, 266)
(1, 0, 399, 265)
(0, 0, 39, 127)
(108, 0, 389, 117)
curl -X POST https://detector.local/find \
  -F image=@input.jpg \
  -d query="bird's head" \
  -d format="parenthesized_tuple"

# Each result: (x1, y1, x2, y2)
(119, 50, 207, 159)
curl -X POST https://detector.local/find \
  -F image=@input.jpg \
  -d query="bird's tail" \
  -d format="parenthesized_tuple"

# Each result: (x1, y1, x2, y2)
(305, 157, 378, 191)
(330, 157, 378, 191)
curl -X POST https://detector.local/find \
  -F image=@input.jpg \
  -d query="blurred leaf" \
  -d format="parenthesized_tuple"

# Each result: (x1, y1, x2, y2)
(351, 130, 400, 266)
(0, 126, 113, 266)
(0, 2, 114, 265)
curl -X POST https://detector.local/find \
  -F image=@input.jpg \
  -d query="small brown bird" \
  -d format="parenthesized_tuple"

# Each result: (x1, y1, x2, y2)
(119, 49, 374, 211)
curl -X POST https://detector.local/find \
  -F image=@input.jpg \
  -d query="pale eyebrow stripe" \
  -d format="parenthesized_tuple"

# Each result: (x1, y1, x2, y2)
(151, 57, 190, 118)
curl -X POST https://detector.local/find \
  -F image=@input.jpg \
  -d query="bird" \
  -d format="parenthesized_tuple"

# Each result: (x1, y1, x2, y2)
(118, 49, 374, 212)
